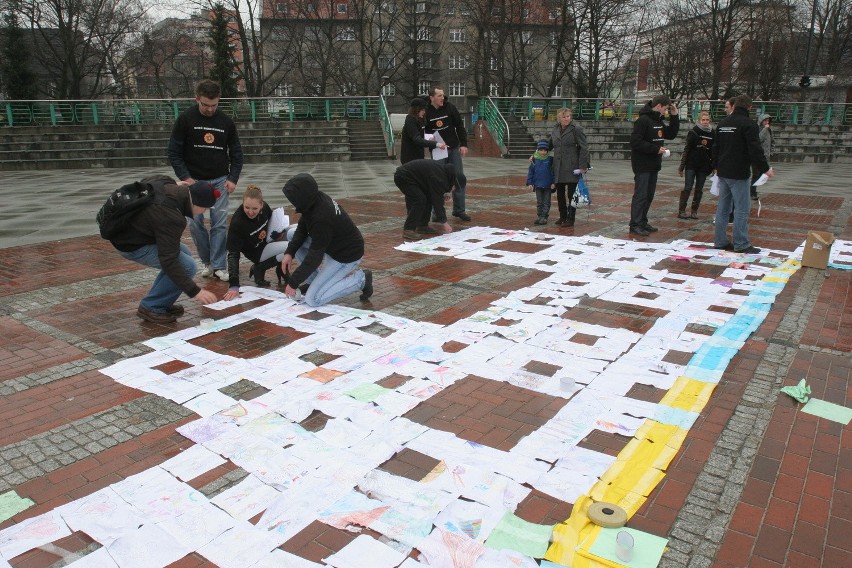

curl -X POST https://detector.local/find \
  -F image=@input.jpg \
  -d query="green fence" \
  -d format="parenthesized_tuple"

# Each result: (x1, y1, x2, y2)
(3, 96, 850, 128)
(1, 97, 385, 127)
(486, 98, 851, 126)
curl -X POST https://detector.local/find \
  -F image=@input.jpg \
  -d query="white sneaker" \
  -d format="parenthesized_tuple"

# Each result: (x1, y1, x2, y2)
(214, 269, 229, 281)
(200, 264, 213, 277)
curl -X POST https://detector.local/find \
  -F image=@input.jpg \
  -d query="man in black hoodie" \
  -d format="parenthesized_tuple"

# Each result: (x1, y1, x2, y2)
(111, 176, 219, 322)
(712, 95, 774, 254)
(394, 159, 462, 240)
(629, 95, 680, 236)
(280, 174, 372, 306)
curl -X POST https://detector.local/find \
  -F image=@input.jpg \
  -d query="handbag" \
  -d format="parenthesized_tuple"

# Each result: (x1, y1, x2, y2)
(572, 174, 591, 208)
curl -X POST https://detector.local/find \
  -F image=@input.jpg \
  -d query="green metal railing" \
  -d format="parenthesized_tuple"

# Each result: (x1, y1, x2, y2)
(477, 98, 509, 148)
(2, 96, 849, 128)
(1, 96, 385, 127)
(378, 96, 395, 156)
(487, 97, 851, 126)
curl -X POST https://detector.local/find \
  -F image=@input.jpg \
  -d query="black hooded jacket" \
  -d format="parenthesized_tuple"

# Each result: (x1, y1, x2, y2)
(630, 102, 680, 173)
(393, 160, 461, 223)
(712, 107, 770, 180)
(282, 174, 364, 289)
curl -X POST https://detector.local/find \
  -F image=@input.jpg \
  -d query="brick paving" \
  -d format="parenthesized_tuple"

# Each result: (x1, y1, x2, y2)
(0, 161, 849, 568)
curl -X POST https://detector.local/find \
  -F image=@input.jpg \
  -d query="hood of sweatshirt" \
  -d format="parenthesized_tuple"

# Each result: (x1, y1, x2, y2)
(282, 173, 320, 213)
(638, 102, 660, 119)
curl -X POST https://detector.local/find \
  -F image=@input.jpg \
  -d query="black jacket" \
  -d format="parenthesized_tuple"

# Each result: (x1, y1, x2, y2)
(167, 105, 244, 183)
(630, 102, 680, 173)
(712, 108, 770, 179)
(283, 174, 364, 289)
(226, 201, 273, 287)
(679, 126, 715, 174)
(400, 114, 437, 164)
(424, 100, 468, 148)
(110, 176, 202, 298)
(394, 160, 460, 223)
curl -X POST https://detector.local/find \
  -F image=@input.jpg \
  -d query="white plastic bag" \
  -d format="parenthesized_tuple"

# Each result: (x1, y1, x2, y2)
(709, 175, 720, 196)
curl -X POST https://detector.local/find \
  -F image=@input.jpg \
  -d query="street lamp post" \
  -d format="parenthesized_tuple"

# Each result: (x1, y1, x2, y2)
(800, 0, 818, 91)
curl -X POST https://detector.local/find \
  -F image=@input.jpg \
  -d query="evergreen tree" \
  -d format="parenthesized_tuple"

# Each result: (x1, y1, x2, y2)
(208, 4, 239, 98)
(0, 9, 38, 100)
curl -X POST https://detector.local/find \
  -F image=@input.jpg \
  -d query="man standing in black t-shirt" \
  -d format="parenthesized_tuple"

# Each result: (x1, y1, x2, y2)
(424, 86, 471, 221)
(167, 80, 243, 282)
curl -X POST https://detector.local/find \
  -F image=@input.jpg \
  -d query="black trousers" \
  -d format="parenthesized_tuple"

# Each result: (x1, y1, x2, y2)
(394, 171, 429, 230)
(554, 182, 578, 218)
(630, 171, 658, 229)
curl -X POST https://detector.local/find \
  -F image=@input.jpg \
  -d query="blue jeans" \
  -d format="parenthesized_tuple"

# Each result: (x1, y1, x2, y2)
(118, 243, 197, 313)
(293, 238, 366, 307)
(438, 147, 466, 215)
(714, 177, 752, 250)
(189, 175, 228, 269)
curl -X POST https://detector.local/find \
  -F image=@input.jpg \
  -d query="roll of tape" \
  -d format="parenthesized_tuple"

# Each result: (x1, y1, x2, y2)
(588, 502, 628, 528)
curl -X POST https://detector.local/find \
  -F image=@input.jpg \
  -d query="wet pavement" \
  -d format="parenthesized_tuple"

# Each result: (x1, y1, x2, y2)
(0, 157, 849, 567)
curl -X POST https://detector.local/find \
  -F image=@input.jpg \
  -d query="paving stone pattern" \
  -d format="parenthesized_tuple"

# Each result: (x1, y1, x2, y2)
(0, 166, 849, 567)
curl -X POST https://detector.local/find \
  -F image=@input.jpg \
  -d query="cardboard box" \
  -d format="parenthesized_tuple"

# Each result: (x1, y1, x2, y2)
(801, 230, 835, 269)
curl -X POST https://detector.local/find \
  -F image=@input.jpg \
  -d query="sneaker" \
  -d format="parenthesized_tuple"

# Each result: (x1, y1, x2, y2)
(137, 305, 177, 323)
(643, 224, 659, 232)
(453, 212, 471, 221)
(734, 246, 761, 254)
(360, 269, 373, 301)
(554, 218, 567, 226)
(200, 264, 213, 277)
(629, 227, 650, 236)
(690, 212, 699, 219)
(677, 211, 690, 219)
(534, 217, 547, 225)
(403, 229, 421, 241)
(714, 244, 734, 251)
(166, 304, 185, 317)
(416, 226, 440, 235)
(213, 269, 229, 281)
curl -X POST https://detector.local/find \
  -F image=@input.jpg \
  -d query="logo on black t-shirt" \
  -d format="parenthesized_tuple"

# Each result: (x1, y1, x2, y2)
(203, 132, 215, 144)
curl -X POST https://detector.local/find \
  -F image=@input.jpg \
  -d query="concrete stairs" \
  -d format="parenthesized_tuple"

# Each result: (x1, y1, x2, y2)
(347, 120, 391, 161)
(502, 117, 536, 158)
(518, 119, 851, 163)
(0, 119, 391, 171)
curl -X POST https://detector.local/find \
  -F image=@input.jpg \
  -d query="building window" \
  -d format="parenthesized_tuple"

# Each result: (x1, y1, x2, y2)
(551, 32, 559, 46)
(276, 3, 288, 15)
(378, 27, 395, 41)
(489, 83, 499, 96)
(449, 28, 465, 42)
(378, 55, 395, 70)
(381, 83, 396, 96)
(490, 57, 498, 71)
(523, 83, 533, 97)
(490, 7, 500, 16)
(449, 55, 467, 69)
(460, 5, 470, 15)
(418, 80, 431, 95)
(416, 1, 426, 13)
(449, 82, 465, 97)
(445, 5, 455, 14)
(341, 82, 356, 95)
(549, 8, 561, 19)
(337, 3, 347, 13)
(522, 8, 529, 18)
(275, 84, 292, 97)
(380, 1, 396, 13)
(521, 31, 533, 45)
(420, 53, 434, 68)
(337, 26, 355, 40)
(415, 27, 432, 41)
(554, 84, 563, 97)
(306, 3, 316, 13)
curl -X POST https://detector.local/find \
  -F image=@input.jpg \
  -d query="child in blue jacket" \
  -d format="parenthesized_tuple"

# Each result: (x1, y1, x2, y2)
(527, 140, 556, 225)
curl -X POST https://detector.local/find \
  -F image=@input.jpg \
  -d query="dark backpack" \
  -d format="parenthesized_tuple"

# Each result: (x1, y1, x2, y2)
(96, 181, 160, 240)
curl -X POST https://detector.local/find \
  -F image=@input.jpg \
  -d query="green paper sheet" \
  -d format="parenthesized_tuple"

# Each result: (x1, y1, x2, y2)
(0, 490, 35, 523)
(801, 398, 852, 425)
(346, 383, 389, 402)
(587, 527, 668, 568)
(485, 511, 554, 559)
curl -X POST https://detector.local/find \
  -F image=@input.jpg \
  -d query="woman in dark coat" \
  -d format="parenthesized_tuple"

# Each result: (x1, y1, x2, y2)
(400, 97, 446, 164)
(547, 107, 590, 227)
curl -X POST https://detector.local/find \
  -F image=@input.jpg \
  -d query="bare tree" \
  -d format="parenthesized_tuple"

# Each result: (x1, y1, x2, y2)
(17, 0, 147, 99)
